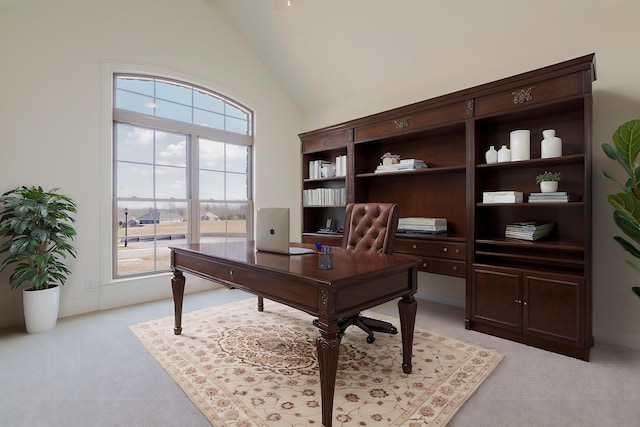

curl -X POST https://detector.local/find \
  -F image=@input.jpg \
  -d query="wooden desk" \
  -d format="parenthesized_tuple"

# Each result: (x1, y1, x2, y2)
(170, 242, 420, 427)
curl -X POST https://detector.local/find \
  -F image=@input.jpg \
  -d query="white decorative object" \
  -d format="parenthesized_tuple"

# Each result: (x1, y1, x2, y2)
(485, 146, 498, 164)
(540, 181, 559, 193)
(541, 129, 563, 158)
(23, 285, 60, 334)
(510, 130, 530, 161)
(497, 145, 511, 163)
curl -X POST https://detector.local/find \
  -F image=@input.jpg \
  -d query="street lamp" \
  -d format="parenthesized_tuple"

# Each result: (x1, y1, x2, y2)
(124, 207, 128, 247)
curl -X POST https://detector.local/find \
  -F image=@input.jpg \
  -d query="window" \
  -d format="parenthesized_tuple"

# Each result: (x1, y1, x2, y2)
(113, 75, 253, 278)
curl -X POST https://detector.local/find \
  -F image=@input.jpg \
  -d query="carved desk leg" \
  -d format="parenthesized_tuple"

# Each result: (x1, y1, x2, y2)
(316, 324, 340, 427)
(398, 295, 417, 374)
(172, 270, 185, 335)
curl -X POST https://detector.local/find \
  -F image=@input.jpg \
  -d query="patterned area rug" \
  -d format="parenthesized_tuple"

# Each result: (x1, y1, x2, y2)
(130, 298, 503, 426)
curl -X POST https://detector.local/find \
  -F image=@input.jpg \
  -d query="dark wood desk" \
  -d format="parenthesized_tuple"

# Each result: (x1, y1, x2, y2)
(170, 242, 420, 427)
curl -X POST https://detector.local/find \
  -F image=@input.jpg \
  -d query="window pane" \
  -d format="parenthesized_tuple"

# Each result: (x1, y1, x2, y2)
(117, 162, 153, 198)
(116, 124, 154, 164)
(156, 99, 192, 122)
(155, 132, 186, 167)
(226, 144, 247, 173)
(199, 139, 224, 171)
(194, 108, 224, 129)
(226, 172, 248, 201)
(199, 202, 248, 243)
(226, 116, 249, 134)
(226, 103, 247, 119)
(194, 90, 224, 113)
(116, 77, 154, 96)
(116, 90, 155, 114)
(156, 81, 192, 105)
(155, 165, 186, 199)
(199, 170, 224, 200)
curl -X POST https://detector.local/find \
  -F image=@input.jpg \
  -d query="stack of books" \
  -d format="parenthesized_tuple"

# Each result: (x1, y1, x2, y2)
(505, 221, 555, 241)
(398, 217, 447, 234)
(482, 191, 524, 203)
(528, 191, 569, 203)
(375, 159, 428, 173)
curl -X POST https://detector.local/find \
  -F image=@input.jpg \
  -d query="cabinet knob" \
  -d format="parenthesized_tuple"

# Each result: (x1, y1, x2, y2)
(413, 244, 417, 249)
(422, 262, 427, 268)
(515, 299, 522, 304)
(443, 247, 448, 253)
(523, 301, 528, 306)
(455, 249, 461, 254)
(452, 266, 458, 271)
(230, 270, 237, 281)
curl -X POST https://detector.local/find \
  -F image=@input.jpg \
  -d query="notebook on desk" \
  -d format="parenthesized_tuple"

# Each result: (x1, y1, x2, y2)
(255, 207, 315, 255)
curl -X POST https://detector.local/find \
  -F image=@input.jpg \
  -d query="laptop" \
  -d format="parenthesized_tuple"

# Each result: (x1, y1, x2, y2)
(255, 207, 315, 255)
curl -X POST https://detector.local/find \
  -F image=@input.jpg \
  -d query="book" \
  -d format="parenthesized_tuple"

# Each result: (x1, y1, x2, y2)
(505, 221, 554, 241)
(398, 224, 447, 232)
(483, 195, 524, 203)
(483, 191, 524, 197)
(399, 217, 447, 226)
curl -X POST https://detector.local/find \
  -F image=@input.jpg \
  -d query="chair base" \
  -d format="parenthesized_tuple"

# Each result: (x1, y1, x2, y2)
(313, 314, 398, 344)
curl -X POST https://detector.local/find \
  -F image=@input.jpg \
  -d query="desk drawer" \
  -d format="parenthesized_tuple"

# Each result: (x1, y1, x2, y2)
(419, 257, 466, 278)
(395, 240, 466, 260)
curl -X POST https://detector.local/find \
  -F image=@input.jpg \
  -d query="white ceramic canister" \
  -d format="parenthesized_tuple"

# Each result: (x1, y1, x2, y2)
(541, 129, 562, 158)
(510, 130, 530, 161)
(485, 146, 498, 164)
(497, 145, 511, 163)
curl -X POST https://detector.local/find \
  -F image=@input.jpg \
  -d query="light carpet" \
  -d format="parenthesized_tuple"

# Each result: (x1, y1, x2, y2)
(130, 298, 503, 426)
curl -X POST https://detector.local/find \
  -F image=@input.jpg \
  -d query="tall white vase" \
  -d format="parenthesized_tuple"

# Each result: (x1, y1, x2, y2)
(23, 285, 60, 334)
(541, 129, 563, 158)
(510, 130, 530, 161)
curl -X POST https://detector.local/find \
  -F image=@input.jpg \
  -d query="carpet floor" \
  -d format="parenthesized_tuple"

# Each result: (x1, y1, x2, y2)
(131, 298, 503, 426)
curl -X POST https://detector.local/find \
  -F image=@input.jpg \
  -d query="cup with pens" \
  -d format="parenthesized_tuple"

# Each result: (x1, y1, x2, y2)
(315, 243, 333, 270)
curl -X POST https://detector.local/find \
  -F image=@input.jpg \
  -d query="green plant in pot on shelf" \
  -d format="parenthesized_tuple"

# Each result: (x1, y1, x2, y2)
(535, 171, 561, 193)
(600, 119, 640, 299)
(0, 186, 77, 333)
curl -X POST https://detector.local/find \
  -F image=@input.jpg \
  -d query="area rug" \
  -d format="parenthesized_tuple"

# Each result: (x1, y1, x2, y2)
(130, 298, 503, 426)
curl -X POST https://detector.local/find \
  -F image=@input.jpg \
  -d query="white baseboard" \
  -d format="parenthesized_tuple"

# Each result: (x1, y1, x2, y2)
(415, 289, 465, 308)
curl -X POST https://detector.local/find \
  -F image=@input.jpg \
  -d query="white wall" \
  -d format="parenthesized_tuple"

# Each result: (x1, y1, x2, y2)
(0, 0, 301, 326)
(299, 1, 640, 349)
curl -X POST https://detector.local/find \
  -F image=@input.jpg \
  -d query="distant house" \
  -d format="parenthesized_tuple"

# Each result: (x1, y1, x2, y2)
(200, 212, 219, 221)
(137, 210, 183, 225)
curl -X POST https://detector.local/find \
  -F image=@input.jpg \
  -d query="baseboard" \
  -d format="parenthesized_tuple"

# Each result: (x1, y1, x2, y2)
(593, 327, 640, 351)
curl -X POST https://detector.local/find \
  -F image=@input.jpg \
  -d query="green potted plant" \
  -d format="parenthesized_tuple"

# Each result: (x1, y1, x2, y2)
(600, 119, 640, 299)
(535, 171, 561, 193)
(0, 186, 77, 333)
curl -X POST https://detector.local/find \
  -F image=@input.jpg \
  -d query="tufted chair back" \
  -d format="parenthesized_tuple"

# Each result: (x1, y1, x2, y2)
(341, 203, 399, 254)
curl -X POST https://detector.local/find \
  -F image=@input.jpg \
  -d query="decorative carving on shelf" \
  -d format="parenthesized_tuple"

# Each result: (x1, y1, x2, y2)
(322, 136, 331, 146)
(393, 117, 411, 129)
(512, 86, 535, 104)
(346, 128, 354, 142)
(466, 99, 474, 118)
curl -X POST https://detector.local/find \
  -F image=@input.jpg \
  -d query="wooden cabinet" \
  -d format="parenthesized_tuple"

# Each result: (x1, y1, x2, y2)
(298, 54, 595, 360)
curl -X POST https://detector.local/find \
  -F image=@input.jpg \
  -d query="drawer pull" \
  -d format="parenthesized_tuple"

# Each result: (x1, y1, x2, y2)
(455, 249, 461, 254)
(452, 266, 458, 271)
(422, 262, 427, 268)
(442, 247, 448, 253)
(230, 270, 237, 281)
(413, 244, 417, 249)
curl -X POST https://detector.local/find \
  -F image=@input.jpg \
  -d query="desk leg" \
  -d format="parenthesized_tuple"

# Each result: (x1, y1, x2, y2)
(172, 270, 185, 335)
(316, 326, 340, 427)
(398, 295, 417, 374)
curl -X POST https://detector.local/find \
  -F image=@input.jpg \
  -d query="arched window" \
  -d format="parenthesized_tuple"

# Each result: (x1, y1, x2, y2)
(113, 75, 253, 277)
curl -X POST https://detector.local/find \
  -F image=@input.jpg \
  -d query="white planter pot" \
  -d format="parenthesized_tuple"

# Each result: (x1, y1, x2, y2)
(539, 181, 559, 193)
(23, 285, 60, 334)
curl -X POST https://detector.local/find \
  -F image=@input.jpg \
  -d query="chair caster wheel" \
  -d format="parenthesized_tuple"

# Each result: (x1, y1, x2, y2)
(390, 326, 398, 334)
(367, 336, 375, 344)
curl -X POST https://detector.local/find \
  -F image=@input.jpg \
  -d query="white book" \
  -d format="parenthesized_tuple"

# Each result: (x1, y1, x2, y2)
(483, 191, 524, 197)
(483, 195, 524, 203)
(399, 217, 447, 226)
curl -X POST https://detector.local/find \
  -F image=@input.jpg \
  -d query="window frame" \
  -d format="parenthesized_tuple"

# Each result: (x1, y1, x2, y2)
(112, 74, 253, 279)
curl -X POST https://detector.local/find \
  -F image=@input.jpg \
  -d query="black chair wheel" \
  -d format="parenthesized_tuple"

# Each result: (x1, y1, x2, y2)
(366, 335, 375, 344)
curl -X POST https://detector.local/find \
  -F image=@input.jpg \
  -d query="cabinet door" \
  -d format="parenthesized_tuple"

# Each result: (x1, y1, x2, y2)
(471, 264, 521, 332)
(523, 271, 584, 345)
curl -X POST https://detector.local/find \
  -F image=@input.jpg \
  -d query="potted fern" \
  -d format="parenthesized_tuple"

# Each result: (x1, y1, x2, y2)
(0, 186, 77, 333)
(600, 119, 640, 299)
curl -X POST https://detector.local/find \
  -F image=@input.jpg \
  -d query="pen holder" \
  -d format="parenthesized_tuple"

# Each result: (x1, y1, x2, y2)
(318, 253, 333, 270)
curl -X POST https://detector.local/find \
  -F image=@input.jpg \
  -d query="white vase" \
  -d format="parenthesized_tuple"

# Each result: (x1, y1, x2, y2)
(510, 130, 530, 161)
(23, 285, 60, 334)
(485, 146, 498, 164)
(497, 145, 511, 163)
(540, 181, 559, 193)
(541, 129, 562, 158)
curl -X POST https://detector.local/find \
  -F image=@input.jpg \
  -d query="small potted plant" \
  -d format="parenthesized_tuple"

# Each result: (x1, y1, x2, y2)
(0, 186, 77, 333)
(536, 171, 561, 193)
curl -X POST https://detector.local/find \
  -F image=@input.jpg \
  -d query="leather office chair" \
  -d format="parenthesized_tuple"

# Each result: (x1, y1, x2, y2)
(311, 202, 400, 343)
(335, 202, 400, 343)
